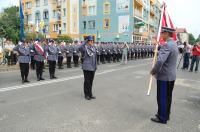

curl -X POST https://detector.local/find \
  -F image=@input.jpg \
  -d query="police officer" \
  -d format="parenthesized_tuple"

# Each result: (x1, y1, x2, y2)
(65, 43, 73, 68)
(32, 40, 46, 81)
(72, 41, 80, 67)
(113, 43, 118, 63)
(29, 42, 36, 70)
(95, 42, 101, 65)
(57, 42, 65, 69)
(78, 36, 97, 100)
(46, 40, 59, 79)
(101, 43, 107, 64)
(150, 27, 178, 124)
(13, 41, 31, 83)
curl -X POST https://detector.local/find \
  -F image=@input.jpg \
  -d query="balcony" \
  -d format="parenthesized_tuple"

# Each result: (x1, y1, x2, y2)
(134, 9, 143, 19)
(24, 9, 31, 15)
(134, 0, 143, 7)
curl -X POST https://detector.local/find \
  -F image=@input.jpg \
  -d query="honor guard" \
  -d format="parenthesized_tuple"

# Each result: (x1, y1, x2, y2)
(57, 42, 65, 69)
(95, 42, 101, 65)
(72, 41, 80, 67)
(150, 27, 178, 124)
(13, 41, 31, 83)
(65, 43, 73, 68)
(31, 40, 46, 81)
(46, 40, 59, 79)
(78, 36, 97, 100)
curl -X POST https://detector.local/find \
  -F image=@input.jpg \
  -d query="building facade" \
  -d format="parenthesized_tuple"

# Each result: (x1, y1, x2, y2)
(176, 28, 189, 44)
(79, 0, 161, 43)
(22, 0, 79, 39)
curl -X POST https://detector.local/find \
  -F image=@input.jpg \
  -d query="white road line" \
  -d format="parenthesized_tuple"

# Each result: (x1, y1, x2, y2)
(0, 64, 147, 93)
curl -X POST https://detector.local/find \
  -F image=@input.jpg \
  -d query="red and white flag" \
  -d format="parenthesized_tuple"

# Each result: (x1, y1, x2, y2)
(157, 4, 177, 45)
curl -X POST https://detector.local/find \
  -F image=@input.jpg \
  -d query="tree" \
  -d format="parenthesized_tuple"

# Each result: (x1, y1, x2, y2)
(188, 33, 196, 45)
(56, 35, 73, 43)
(0, 6, 20, 44)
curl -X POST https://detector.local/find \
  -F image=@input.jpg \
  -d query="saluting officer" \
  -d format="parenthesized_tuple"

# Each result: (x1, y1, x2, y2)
(13, 41, 31, 83)
(150, 27, 178, 124)
(78, 36, 97, 100)
(46, 40, 59, 79)
(32, 40, 46, 81)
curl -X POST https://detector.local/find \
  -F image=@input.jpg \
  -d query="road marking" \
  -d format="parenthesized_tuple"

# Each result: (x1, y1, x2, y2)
(0, 64, 147, 93)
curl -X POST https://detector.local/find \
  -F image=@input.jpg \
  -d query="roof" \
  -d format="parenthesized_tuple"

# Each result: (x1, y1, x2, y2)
(176, 28, 188, 33)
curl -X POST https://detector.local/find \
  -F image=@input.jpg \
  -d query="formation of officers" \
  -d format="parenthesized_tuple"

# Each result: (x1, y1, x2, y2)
(13, 39, 155, 83)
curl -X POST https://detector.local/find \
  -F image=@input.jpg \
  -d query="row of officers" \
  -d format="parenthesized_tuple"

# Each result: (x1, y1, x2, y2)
(12, 39, 155, 83)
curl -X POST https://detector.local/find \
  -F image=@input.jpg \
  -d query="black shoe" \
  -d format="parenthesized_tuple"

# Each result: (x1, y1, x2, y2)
(24, 80, 30, 83)
(22, 80, 25, 84)
(40, 77, 45, 80)
(90, 96, 96, 99)
(52, 76, 57, 79)
(37, 77, 40, 81)
(151, 116, 167, 124)
(85, 96, 91, 100)
(50, 76, 53, 79)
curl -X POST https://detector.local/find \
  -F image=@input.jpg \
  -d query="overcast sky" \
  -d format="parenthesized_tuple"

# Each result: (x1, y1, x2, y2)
(0, 0, 199, 38)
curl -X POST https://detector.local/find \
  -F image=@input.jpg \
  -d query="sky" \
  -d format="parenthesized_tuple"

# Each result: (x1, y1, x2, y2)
(0, 0, 199, 38)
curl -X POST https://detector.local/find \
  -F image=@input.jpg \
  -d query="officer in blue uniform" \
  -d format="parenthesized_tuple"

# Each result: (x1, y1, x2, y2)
(13, 41, 31, 83)
(46, 40, 59, 79)
(57, 42, 65, 69)
(78, 36, 97, 100)
(72, 41, 80, 67)
(150, 27, 178, 124)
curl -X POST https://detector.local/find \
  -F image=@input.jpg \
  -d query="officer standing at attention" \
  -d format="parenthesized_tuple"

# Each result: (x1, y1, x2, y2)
(13, 41, 31, 83)
(150, 27, 178, 124)
(46, 40, 59, 79)
(32, 40, 46, 81)
(72, 41, 80, 67)
(65, 43, 73, 68)
(78, 36, 97, 100)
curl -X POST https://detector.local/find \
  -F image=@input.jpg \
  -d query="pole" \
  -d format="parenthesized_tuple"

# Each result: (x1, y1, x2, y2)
(147, 4, 165, 96)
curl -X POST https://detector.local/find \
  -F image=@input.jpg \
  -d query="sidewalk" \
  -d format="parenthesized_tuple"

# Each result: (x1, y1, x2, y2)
(0, 65, 19, 72)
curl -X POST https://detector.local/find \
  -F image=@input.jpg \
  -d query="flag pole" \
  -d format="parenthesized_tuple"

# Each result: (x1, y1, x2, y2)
(147, 3, 165, 96)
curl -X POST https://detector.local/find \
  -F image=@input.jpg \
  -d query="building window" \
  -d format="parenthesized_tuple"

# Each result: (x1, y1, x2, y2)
(35, 12, 40, 21)
(44, 0, 48, 5)
(63, 8, 66, 16)
(83, 21, 86, 29)
(88, 6, 96, 16)
(104, 18, 110, 29)
(63, 23, 66, 31)
(82, 6, 87, 16)
(88, 20, 95, 29)
(36, 0, 40, 7)
(43, 11, 49, 19)
(53, 10, 56, 18)
(44, 25, 49, 33)
(104, 2, 110, 14)
(53, 24, 59, 32)
(27, 14, 32, 22)
(26, 2, 32, 9)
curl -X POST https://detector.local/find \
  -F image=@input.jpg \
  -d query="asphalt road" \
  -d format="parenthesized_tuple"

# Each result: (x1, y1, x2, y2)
(0, 58, 199, 132)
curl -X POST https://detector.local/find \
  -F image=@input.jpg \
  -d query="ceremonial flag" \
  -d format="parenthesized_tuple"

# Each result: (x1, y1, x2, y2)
(157, 4, 177, 45)
(19, 0, 25, 41)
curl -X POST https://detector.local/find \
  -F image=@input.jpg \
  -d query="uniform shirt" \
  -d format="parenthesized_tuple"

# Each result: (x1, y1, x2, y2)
(78, 42, 97, 71)
(46, 44, 59, 61)
(13, 45, 31, 63)
(151, 38, 178, 81)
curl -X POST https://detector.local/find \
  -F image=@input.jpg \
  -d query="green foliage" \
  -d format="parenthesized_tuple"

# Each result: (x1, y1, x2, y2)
(24, 32, 45, 40)
(0, 6, 20, 43)
(56, 35, 73, 43)
(189, 33, 196, 45)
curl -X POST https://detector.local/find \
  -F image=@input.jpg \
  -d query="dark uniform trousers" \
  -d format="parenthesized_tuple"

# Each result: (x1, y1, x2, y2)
(73, 55, 79, 67)
(31, 56, 36, 69)
(97, 55, 100, 64)
(157, 80, 175, 122)
(113, 54, 117, 62)
(67, 57, 72, 68)
(19, 63, 29, 81)
(100, 54, 105, 64)
(48, 60, 56, 76)
(36, 61, 44, 78)
(57, 56, 63, 69)
(83, 70, 95, 97)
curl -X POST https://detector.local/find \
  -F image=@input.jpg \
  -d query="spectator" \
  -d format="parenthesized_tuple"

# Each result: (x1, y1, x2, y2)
(182, 42, 192, 70)
(189, 43, 200, 73)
